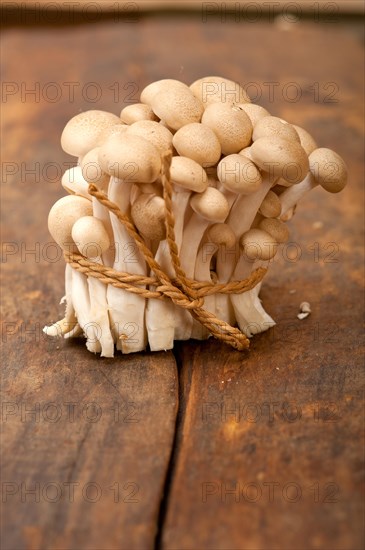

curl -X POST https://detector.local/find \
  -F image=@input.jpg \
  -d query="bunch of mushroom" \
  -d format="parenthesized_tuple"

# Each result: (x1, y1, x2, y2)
(43, 76, 348, 356)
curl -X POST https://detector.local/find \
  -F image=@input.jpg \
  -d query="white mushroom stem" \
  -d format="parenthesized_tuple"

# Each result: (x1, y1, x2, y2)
(72, 216, 114, 357)
(192, 223, 236, 340)
(107, 177, 147, 353)
(280, 172, 317, 217)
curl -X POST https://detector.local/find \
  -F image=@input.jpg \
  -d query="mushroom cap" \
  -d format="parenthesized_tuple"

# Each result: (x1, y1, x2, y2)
(97, 123, 129, 143)
(201, 103, 253, 155)
(190, 187, 230, 222)
(98, 133, 161, 183)
(250, 136, 309, 184)
(238, 146, 254, 161)
(259, 190, 282, 218)
(71, 216, 110, 258)
(292, 124, 317, 156)
(217, 154, 262, 194)
(150, 88, 204, 131)
(131, 193, 166, 241)
(126, 120, 173, 155)
(172, 123, 221, 167)
(309, 148, 348, 193)
(190, 76, 251, 106)
(61, 166, 91, 199)
(252, 116, 300, 143)
(240, 228, 278, 261)
(81, 147, 109, 187)
(170, 156, 208, 193)
(206, 223, 236, 248)
(234, 103, 270, 126)
(61, 110, 121, 157)
(48, 195, 93, 251)
(140, 79, 189, 105)
(120, 103, 159, 125)
(259, 217, 289, 243)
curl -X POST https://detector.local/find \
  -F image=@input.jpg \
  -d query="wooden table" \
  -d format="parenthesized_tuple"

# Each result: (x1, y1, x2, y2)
(1, 9, 364, 550)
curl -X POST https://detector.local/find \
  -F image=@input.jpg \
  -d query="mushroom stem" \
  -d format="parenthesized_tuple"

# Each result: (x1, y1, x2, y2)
(280, 172, 316, 217)
(107, 177, 147, 353)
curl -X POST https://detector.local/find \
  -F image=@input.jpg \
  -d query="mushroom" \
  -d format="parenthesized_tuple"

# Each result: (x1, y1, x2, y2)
(280, 148, 348, 217)
(172, 122, 221, 167)
(126, 120, 173, 155)
(120, 103, 159, 125)
(252, 116, 300, 143)
(106, 173, 148, 353)
(44, 196, 98, 348)
(150, 87, 204, 131)
(259, 190, 282, 218)
(98, 133, 161, 183)
(140, 79, 190, 105)
(230, 229, 278, 336)
(234, 103, 270, 126)
(145, 157, 208, 350)
(61, 166, 92, 200)
(192, 223, 236, 339)
(259, 217, 290, 243)
(71, 216, 114, 357)
(217, 154, 262, 196)
(250, 136, 309, 185)
(189, 76, 250, 106)
(201, 102, 253, 155)
(131, 193, 166, 244)
(292, 125, 317, 155)
(61, 110, 121, 157)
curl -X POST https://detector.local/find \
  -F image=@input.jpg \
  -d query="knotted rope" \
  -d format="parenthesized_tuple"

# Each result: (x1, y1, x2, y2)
(64, 153, 267, 351)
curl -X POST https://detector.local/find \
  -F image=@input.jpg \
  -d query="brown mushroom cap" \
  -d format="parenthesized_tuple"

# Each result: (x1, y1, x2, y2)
(201, 103, 253, 155)
(71, 216, 110, 258)
(259, 190, 282, 218)
(206, 223, 236, 248)
(217, 154, 262, 194)
(120, 103, 159, 125)
(150, 88, 204, 131)
(234, 103, 270, 126)
(240, 228, 278, 261)
(81, 147, 109, 187)
(126, 120, 173, 155)
(309, 148, 348, 193)
(190, 76, 250, 106)
(250, 136, 309, 184)
(48, 195, 93, 251)
(98, 133, 161, 183)
(259, 217, 289, 243)
(292, 125, 317, 156)
(172, 123, 221, 167)
(190, 187, 230, 222)
(97, 123, 129, 144)
(131, 193, 166, 241)
(140, 79, 189, 105)
(61, 110, 120, 157)
(252, 116, 300, 143)
(170, 156, 208, 193)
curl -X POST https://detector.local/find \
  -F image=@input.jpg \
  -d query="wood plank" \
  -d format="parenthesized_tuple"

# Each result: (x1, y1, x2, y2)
(159, 18, 365, 550)
(0, 23, 179, 550)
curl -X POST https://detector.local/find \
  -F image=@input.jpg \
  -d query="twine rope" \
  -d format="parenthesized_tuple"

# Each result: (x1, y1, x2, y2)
(64, 153, 267, 351)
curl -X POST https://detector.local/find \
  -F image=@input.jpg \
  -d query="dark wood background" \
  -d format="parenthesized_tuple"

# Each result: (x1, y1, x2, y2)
(1, 6, 364, 550)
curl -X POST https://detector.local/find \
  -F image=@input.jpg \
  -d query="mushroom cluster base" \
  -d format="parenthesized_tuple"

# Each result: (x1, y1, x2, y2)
(43, 76, 348, 357)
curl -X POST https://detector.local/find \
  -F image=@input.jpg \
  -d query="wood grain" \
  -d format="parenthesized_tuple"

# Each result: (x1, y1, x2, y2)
(1, 12, 364, 550)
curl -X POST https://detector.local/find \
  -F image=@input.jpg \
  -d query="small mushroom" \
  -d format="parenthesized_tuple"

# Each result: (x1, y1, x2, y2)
(140, 79, 190, 105)
(98, 133, 161, 183)
(120, 103, 159, 125)
(259, 218, 290, 243)
(235, 103, 270, 126)
(80, 147, 110, 188)
(252, 116, 300, 143)
(190, 187, 230, 222)
(172, 122, 221, 167)
(217, 154, 262, 194)
(126, 120, 173, 155)
(190, 76, 250, 106)
(240, 228, 278, 261)
(48, 195, 93, 252)
(71, 216, 110, 259)
(170, 156, 208, 193)
(61, 110, 120, 157)
(202, 102, 253, 155)
(259, 190, 282, 218)
(61, 166, 92, 200)
(131, 194, 166, 242)
(150, 87, 204, 131)
(309, 148, 348, 193)
(97, 123, 129, 144)
(250, 136, 309, 184)
(292, 125, 317, 155)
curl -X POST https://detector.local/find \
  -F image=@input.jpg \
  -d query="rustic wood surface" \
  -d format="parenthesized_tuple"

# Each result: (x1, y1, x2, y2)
(1, 11, 364, 550)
